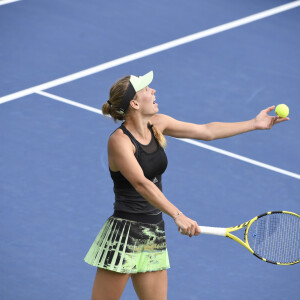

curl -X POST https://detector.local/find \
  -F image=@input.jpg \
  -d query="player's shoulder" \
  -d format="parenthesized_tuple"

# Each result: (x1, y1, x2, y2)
(151, 114, 175, 131)
(109, 126, 131, 149)
(151, 113, 173, 125)
(109, 127, 126, 142)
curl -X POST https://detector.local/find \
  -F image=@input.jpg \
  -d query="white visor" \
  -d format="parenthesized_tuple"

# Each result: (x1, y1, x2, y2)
(118, 71, 154, 114)
(130, 70, 153, 93)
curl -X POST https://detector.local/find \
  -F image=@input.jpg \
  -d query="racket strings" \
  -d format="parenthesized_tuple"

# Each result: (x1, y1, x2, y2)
(247, 213, 300, 264)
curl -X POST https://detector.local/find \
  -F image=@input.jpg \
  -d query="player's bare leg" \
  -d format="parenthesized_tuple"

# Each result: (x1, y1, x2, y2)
(131, 270, 168, 300)
(91, 268, 130, 300)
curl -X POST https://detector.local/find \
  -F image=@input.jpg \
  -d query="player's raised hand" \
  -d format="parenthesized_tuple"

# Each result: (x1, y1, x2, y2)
(253, 105, 289, 130)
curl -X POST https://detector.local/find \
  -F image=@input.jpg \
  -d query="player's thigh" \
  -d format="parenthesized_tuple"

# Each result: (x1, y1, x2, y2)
(131, 270, 168, 300)
(91, 268, 130, 300)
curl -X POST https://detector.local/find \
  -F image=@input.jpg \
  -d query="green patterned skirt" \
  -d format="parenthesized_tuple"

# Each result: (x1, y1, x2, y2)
(84, 216, 170, 274)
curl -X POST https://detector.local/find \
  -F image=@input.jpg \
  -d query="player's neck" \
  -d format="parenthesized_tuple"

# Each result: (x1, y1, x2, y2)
(124, 115, 151, 142)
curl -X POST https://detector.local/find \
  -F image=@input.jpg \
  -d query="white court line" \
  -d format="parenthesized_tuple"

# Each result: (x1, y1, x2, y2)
(180, 139, 300, 180)
(1, 0, 300, 104)
(0, 0, 20, 6)
(36, 91, 103, 115)
(36, 91, 300, 180)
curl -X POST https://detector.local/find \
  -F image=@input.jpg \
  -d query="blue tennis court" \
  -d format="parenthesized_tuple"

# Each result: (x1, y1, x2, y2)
(1, 0, 299, 299)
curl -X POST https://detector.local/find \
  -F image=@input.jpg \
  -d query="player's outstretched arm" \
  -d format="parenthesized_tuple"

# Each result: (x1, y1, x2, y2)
(151, 106, 289, 141)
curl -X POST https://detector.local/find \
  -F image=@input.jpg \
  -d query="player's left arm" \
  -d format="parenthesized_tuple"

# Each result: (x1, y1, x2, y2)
(151, 106, 289, 141)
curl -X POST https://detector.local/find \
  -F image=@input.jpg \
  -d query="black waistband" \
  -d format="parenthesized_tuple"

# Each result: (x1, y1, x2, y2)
(113, 210, 163, 224)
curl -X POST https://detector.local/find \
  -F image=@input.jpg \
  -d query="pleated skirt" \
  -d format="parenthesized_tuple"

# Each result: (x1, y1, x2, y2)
(84, 216, 170, 274)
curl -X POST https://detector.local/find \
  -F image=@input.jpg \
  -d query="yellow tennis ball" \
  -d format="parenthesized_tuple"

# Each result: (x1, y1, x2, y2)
(275, 104, 289, 118)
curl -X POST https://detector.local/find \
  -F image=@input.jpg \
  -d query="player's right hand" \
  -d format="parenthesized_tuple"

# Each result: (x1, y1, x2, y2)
(174, 214, 201, 237)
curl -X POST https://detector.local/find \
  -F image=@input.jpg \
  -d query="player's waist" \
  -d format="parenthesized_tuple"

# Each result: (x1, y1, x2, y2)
(113, 175, 162, 190)
(113, 210, 163, 224)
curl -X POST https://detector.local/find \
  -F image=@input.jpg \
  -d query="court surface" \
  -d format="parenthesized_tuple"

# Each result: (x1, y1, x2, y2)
(1, 1, 299, 299)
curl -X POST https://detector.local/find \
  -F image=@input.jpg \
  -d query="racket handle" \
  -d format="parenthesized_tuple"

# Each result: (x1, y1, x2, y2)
(180, 226, 226, 236)
(199, 226, 226, 236)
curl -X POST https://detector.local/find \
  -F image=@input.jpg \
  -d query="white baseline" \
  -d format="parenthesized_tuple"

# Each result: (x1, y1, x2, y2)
(36, 91, 300, 180)
(1, 0, 300, 104)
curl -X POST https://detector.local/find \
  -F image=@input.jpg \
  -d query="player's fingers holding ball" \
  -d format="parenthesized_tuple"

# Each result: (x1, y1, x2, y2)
(275, 116, 289, 123)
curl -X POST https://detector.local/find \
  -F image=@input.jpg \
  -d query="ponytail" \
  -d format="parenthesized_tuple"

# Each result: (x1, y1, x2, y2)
(102, 75, 130, 122)
(148, 121, 167, 149)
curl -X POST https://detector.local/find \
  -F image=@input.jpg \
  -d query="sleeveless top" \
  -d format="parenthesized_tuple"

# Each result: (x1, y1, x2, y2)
(109, 123, 168, 214)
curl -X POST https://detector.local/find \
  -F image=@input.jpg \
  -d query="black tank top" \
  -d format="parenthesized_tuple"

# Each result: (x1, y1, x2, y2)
(109, 123, 168, 214)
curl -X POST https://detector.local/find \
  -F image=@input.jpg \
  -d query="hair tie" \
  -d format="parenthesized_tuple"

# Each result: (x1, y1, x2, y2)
(107, 100, 112, 106)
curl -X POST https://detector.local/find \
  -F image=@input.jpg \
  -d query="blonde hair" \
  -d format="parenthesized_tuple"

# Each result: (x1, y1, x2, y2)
(102, 75, 167, 149)
(148, 121, 167, 149)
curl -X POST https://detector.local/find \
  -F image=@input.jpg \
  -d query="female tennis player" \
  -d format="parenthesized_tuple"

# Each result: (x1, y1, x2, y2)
(84, 71, 289, 300)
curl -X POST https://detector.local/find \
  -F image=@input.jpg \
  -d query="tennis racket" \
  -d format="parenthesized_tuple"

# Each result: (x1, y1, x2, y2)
(192, 211, 300, 265)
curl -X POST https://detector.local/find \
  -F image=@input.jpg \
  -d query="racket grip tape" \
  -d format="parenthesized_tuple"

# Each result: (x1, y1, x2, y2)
(199, 226, 227, 236)
(179, 226, 226, 236)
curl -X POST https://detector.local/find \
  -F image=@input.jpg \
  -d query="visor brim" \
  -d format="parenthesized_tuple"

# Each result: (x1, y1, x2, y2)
(130, 71, 153, 92)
